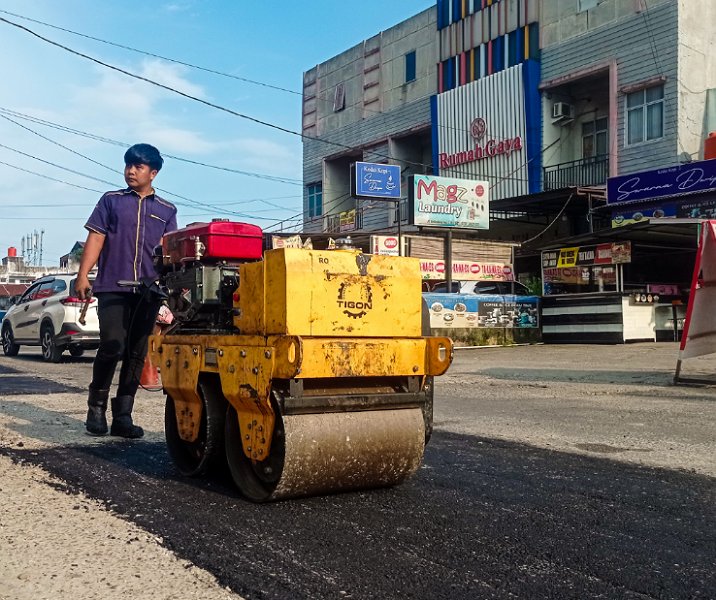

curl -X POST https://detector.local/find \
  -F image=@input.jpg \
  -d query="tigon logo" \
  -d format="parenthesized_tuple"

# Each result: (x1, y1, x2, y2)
(337, 281, 373, 319)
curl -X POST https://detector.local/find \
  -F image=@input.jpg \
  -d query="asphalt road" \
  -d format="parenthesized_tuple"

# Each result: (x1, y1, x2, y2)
(1, 345, 715, 599)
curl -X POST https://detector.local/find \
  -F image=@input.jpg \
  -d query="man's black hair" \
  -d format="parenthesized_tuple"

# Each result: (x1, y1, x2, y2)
(124, 143, 163, 171)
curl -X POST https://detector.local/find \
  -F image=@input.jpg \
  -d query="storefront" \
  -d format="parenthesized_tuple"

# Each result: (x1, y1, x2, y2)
(538, 220, 700, 344)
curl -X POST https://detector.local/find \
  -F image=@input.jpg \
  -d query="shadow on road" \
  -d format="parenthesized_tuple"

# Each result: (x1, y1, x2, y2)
(1, 428, 714, 600)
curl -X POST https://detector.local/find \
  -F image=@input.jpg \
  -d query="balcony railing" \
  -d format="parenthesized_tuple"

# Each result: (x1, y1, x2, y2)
(324, 209, 364, 234)
(543, 155, 608, 191)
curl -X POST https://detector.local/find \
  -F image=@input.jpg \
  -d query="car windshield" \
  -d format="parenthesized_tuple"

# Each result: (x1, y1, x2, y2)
(428, 280, 533, 295)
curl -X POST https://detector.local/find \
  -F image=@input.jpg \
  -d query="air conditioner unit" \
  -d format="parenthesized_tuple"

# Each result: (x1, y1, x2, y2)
(552, 102, 575, 121)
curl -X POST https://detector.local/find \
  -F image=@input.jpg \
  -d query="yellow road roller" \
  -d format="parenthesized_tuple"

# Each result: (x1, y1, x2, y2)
(148, 221, 453, 501)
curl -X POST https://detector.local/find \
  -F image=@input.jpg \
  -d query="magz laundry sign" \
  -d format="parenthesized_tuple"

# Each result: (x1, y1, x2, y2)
(409, 175, 489, 229)
(420, 259, 513, 281)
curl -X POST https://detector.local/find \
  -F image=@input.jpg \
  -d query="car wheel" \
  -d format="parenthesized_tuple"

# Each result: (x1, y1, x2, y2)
(41, 324, 64, 363)
(69, 346, 85, 358)
(1, 324, 20, 356)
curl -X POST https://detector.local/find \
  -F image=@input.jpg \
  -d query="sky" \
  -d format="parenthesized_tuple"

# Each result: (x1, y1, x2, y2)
(0, 1, 434, 265)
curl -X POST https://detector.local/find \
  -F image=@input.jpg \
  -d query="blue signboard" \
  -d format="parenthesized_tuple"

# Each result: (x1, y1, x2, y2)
(607, 158, 716, 205)
(354, 162, 401, 199)
(422, 293, 540, 329)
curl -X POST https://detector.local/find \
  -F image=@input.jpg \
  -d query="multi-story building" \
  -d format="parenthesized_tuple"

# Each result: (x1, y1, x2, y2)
(301, 0, 716, 305)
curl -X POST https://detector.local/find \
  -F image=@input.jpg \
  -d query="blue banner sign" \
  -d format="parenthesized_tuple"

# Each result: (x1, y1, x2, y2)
(607, 158, 716, 205)
(422, 293, 540, 329)
(354, 162, 401, 199)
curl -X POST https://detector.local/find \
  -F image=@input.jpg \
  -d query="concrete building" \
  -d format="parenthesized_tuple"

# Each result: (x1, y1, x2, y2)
(301, 0, 716, 306)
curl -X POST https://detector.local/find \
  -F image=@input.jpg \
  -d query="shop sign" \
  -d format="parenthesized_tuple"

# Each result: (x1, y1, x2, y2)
(423, 294, 540, 329)
(607, 158, 716, 204)
(542, 242, 631, 269)
(611, 241, 632, 264)
(354, 162, 401, 199)
(557, 247, 579, 268)
(677, 196, 716, 219)
(339, 209, 356, 232)
(409, 174, 489, 229)
(576, 243, 613, 266)
(542, 267, 584, 285)
(542, 250, 558, 268)
(370, 235, 400, 256)
(438, 135, 523, 169)
(420, 259, 513, 281)
(611, 204, 675, 228)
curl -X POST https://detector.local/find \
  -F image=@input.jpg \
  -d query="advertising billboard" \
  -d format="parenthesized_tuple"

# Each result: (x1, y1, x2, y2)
(409, 174, 489, 229)
(423, 293, 540, 329)
(419, 259, 513, 281)
(370, 235, 400, 256)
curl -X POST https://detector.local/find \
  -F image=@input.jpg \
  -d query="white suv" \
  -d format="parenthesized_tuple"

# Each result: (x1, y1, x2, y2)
(1, 274, 100, 362)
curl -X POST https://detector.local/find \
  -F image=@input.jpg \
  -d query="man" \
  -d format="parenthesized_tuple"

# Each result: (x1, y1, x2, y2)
(75, 143, 177, 438)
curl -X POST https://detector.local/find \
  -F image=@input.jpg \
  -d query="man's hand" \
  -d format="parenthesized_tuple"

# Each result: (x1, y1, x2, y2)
(75, 274, 92, 300)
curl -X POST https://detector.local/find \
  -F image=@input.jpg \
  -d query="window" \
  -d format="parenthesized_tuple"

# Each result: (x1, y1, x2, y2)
(307, 183, 322, 219)
(405, 51, 416, 83)
(19, 282, 42, 304)
(582, 117, 608, 158)
(626, 85, 664, 145)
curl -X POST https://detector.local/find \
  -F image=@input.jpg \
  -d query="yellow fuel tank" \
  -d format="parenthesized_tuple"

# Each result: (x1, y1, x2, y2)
(234, 248, 422, 337)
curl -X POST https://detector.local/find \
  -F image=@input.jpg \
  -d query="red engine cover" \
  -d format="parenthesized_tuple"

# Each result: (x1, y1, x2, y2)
(163, 220, 263, 264)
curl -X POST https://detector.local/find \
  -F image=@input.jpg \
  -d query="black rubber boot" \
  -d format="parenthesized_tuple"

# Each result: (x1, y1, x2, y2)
(110, 395, 144, 439)
(85, 387, 110, 435)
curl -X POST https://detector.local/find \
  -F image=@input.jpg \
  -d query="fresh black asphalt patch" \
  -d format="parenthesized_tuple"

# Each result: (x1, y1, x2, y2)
(0, 375, 85, 395)
(0, 364, 20, 374)
(2, 431, 714, 600)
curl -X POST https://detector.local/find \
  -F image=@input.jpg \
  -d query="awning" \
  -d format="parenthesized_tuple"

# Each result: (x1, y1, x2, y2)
(489, 187, 606, 217)
(527, 218, 702, 253)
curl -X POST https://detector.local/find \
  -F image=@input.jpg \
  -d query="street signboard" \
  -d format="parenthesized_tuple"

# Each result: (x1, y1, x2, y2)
(607, 158, 716, 204)
(354, 162, 401, 199)
(409, 174, 489, 229)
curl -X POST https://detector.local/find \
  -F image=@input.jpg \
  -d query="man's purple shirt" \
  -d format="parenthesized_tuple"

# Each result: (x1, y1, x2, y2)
(85, 188, 177, 293)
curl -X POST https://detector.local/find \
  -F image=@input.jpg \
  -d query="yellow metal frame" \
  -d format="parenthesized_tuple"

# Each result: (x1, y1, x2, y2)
(149, 334, 452, 460)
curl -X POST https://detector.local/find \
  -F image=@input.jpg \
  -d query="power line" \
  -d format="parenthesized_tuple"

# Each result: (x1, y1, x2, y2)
(0, 17, 432, 171)
(0, 14, 597, 233)
(1, 16, 568, 184)
(0, 159, 103, 193)
(0, 9, 304, 97)
(0, 143, 292, 220)
(0, 107, 302, 186)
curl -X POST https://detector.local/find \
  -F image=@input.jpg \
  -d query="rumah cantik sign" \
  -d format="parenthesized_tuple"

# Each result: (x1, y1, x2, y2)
(409, 174, 489, 229)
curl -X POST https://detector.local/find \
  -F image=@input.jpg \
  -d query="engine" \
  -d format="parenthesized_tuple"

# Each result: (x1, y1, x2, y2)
(154, 219, 263, 333)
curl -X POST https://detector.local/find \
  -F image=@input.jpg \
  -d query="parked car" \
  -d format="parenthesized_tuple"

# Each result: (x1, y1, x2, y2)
(1, 274, 100, 362)
(429, 280, 533, 295)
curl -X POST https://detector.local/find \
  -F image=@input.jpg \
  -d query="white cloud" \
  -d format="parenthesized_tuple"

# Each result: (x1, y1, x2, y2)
(140, 59, 206, 100)
(162, 3, 193, 12)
